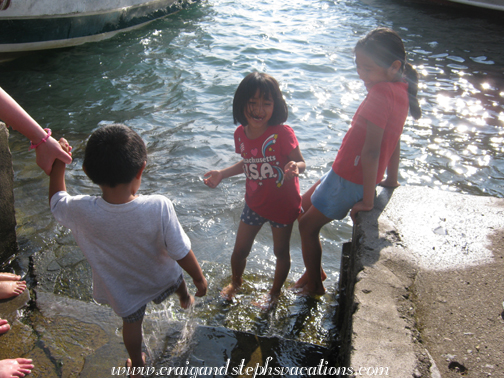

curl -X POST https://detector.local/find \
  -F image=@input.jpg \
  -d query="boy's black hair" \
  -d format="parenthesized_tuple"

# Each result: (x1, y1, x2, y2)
(83, 124, 147, 188)
(233, 72, 288, 126)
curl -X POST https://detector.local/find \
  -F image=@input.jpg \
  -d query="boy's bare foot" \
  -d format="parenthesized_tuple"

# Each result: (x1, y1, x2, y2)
(0, 358, 34, 378)
(0, 273, 21, 281)
(0, 280, 26, 300)
(179, 294, 194, 310)
(220, 283, 240, 301)
(0, 319, 10, 335)
(126, 352, 146, 378)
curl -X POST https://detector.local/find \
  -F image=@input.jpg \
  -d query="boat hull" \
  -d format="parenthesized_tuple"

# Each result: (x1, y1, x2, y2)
(0, 0, 191, 55)
(423, 0, 504, 10)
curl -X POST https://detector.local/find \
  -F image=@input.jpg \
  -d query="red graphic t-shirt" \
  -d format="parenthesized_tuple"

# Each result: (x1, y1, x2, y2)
(234, 124, 302, 224)
(333, 81, 409, 185)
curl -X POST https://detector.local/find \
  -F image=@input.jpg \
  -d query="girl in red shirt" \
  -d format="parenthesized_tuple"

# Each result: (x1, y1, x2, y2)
(204, 72, 306, 309)
(295, 28, 422, 296)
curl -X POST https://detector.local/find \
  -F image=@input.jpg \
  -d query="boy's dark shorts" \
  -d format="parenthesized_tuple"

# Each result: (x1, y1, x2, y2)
(122, 274, 184, 323)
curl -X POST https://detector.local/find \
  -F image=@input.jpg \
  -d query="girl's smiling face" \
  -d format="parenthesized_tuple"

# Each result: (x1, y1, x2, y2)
(355, 50, 396, 91)
(245, 89, 274, 131)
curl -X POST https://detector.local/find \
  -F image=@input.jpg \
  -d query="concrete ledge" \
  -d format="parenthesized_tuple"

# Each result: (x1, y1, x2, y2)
(0, 122, 18, 265)
(337, 186, 504, 377)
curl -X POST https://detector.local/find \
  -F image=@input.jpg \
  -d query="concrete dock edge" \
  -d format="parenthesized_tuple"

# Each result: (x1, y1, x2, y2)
(335, 185, 504, 377)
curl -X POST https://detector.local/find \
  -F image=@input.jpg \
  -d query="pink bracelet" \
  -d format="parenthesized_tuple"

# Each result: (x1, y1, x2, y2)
(29, 128, 51, 150)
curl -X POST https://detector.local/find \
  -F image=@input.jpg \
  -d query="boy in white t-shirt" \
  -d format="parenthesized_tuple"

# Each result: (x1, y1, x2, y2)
(49, 124, 207, 378)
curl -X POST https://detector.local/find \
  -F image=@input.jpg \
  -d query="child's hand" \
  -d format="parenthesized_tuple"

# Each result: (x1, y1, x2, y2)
(284, 161, 299, 180)
(379, 177, 400, 188)
(350, 200, 374, 223)
(193, 277, 208, 297)
(203, 170, 223, 188)
(57, 138, 73, 155)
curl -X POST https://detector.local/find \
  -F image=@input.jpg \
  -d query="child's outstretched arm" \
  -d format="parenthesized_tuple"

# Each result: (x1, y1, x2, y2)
(379, 140, 400, 188)
(350, 121, 383, 222)
(203, 160, 244, 189)
(284, 145, 306, 180)
(177, 250, 207, 297)
(49, 138, 72, 205)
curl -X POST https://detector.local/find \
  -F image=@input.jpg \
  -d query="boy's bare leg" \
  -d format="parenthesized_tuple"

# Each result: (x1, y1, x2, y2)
(221, 221, 261, 300)
(123, 319, 145, 378)
(175, 280, 194, 309)
(0, 281, 26, 300)
(295, 206, 332, 296)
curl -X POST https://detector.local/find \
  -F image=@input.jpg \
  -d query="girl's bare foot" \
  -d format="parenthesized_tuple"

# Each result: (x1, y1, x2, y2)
(0, 358, 34, 378)
(0, 281, 26, 300)
(252, 293, 279, 311)
(292, 269, 328, 290)
(220, 283, 240, 301)
(0, 273, 21, 281)
(0, 319, 10, 335)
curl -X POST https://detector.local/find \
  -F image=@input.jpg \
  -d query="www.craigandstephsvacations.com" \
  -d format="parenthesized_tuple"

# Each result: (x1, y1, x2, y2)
(111, 357, 390, 377)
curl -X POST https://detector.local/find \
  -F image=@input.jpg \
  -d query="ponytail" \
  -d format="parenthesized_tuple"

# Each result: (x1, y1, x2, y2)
(404, 63, 421, 120)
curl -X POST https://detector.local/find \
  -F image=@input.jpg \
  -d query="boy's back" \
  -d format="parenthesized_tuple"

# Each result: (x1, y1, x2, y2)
(51, 191, 190, 317)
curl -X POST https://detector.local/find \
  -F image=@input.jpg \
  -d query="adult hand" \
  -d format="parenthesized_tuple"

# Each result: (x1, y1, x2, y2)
(35, 136, 72, 175)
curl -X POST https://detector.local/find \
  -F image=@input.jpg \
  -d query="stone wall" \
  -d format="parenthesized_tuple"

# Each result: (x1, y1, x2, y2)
(0, 122, 18, 264)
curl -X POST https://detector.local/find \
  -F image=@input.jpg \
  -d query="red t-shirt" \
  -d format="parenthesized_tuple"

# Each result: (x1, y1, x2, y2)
(333, 81, 409, 185)
(234, 124, 302, 224)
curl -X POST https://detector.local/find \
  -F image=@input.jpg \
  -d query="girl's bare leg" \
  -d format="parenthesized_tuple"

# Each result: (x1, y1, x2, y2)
(296, 205, 332, 296)
(294, 180, 327, 288)
(269, 224, 294, 298)
(221, 221, 262, 300)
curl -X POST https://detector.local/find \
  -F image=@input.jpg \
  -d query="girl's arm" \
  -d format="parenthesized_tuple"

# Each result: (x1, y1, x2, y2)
(284, 145, 306, 180)
(380, 140, 400, 188)
(203, 160, 244, 188)
(350, 121, 383, 222)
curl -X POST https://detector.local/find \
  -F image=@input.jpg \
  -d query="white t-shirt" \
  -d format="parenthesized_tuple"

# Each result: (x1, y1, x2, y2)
(51, 192, 191, 317)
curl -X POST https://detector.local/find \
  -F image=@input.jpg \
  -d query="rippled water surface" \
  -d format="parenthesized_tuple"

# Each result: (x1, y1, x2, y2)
(2, 0, 504, 347)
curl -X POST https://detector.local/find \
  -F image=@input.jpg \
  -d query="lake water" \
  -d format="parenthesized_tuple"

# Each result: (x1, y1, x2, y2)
(1, 0, 504, 348)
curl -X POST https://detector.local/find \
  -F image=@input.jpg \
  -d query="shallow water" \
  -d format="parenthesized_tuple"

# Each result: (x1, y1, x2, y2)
(1, 0, 504, 348)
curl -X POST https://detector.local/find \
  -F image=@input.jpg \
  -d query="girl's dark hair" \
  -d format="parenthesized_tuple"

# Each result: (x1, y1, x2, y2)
(233, 72, 288, 126)
(355, 27, 421, 120)
(83, 124, 147, 188)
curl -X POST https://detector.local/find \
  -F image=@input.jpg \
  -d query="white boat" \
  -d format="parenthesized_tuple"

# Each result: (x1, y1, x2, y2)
(0, 0, 194, 61)
(431, 0, 504, 11)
